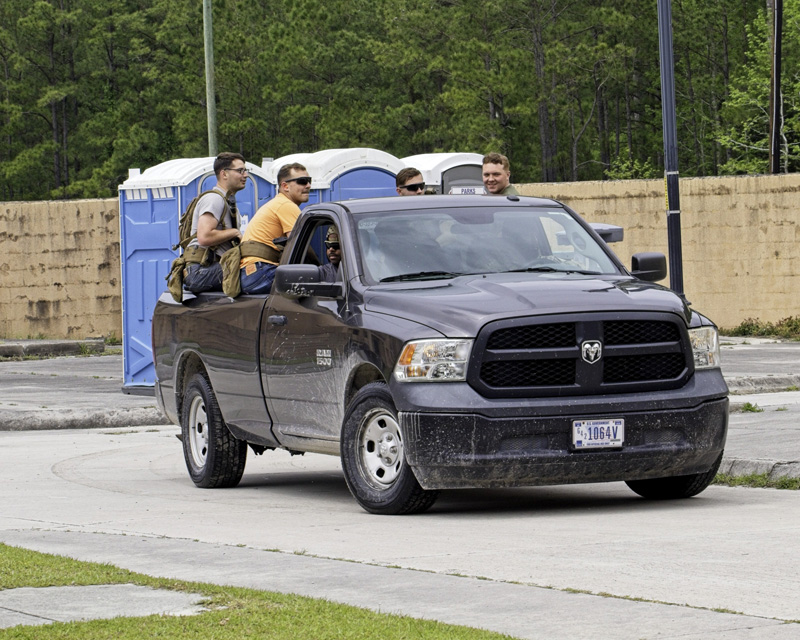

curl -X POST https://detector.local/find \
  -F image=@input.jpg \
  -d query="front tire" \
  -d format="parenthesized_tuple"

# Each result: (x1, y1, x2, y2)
(625, 452, 723, 500)
(340, 382, 438, 515)
(181, 373, 246, 488)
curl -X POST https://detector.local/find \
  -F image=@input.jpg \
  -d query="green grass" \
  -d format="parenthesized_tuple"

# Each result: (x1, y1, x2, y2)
(738, 402, 763, 413)
(0, 544, 517, 640)
(721, 316, 800, 340)
(713, 473, 800, 490)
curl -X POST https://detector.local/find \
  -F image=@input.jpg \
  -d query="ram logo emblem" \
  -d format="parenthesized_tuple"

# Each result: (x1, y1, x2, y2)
(581, 340, 602, 364)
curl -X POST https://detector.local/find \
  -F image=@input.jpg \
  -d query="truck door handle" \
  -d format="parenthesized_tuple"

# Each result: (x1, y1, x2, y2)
(268, 315, 287, 326)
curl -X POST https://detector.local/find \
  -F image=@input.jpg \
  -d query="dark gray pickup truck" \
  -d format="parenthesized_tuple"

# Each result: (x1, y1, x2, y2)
(152, 194, 728, 514)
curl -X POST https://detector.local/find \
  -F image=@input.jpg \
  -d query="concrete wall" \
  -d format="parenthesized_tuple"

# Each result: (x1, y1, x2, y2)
(0, 173, 797, 339)
(518, 173, 800, 329)
(0, 199, 121, 340)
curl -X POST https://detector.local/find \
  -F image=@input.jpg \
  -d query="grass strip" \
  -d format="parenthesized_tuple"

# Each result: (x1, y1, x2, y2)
(713, 473, 800, 490)
(0, 544, 517, 640)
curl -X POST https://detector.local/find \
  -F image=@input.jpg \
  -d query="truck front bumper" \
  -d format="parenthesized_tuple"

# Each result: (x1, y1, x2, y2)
(401, 398, 728, 490)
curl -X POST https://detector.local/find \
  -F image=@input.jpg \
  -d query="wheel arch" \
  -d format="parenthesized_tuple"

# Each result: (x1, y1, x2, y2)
(176, 350, 209, 418)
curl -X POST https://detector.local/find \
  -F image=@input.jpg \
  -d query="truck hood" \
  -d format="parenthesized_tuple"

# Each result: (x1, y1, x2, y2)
(363, 273, 692, 337)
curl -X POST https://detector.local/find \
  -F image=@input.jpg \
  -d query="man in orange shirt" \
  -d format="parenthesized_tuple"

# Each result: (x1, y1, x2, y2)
(239, 163, 311, 294)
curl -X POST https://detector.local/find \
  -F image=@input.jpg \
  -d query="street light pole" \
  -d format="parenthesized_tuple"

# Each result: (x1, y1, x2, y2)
(768, 0, 783, 174)
(203, 0, 218, 157)
(657, 0, 683, 297)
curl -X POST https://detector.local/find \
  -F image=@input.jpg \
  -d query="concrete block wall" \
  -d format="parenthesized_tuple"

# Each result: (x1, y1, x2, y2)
(518, 173, 800, 329)
(0, 173, 797, 339)
(0, 199, 121, 340)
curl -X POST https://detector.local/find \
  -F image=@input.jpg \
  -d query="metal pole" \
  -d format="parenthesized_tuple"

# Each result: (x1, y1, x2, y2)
(769, 0, 783, 174)
(657, 0, 683, 297)
(203, 0, 218, 156)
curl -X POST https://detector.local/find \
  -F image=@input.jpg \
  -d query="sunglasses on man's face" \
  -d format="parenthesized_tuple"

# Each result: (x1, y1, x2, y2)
(401, 182, 425, 192)
(285, 176, 312, 186)
(325, 242, 340, 251)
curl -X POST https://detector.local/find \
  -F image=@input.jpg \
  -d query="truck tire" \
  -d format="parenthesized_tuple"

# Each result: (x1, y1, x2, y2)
(625, 452, 723, 500)
(181, 373, 247, 488)
(340, 382, 438, 515)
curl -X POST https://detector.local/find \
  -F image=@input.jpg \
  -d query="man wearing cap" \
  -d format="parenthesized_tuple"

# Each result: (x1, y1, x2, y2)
(238, 163, 311, 294)
(482, 152, 519, 195)
(318, 226, 341, 283)
(183, 152, 246, 293)
(396, 168, 425, 195)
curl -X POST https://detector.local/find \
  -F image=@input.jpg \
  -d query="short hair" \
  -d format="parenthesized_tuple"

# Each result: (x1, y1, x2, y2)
(214, 152, 245, 177)
(277, 163, 308, 185)
(482, 153, 510, 172)
(396, 167, 423, 187)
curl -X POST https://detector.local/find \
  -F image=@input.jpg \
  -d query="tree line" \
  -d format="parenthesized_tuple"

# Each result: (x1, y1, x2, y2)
(0, 0, 797, 201)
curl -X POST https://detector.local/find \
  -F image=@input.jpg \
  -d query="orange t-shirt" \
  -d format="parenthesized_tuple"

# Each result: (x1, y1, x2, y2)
(240, 193, 301, 269)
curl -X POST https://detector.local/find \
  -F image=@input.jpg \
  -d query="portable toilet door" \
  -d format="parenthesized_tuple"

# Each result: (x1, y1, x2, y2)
(402, 153, 484, 194)
(118, 157, 271, 392)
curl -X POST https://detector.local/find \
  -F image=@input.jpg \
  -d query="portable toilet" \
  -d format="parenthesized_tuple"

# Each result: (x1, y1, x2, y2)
(118, 157, 272, 392)
(266, 148, 405, 202)
(402, 153, 484, 194)
(264, 148, 405, 260)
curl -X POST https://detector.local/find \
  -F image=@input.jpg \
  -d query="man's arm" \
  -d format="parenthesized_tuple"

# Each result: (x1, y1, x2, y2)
(197, 212, 242, 247)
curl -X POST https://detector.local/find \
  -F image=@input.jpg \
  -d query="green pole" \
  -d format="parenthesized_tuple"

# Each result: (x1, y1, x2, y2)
(203, 0, 218, 156)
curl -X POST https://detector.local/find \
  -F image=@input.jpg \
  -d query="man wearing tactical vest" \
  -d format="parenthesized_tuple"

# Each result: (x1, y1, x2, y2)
(238, 163, 311, 294)
(183, 152, 246, 293)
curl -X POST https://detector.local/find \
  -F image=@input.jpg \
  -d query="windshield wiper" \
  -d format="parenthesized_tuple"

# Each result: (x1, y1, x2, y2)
(505, 266, 602, 275)
(380, 271, 463, 282)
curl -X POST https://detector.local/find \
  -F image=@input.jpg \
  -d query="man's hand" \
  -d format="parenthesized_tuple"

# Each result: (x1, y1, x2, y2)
(197, 212, 241, 247)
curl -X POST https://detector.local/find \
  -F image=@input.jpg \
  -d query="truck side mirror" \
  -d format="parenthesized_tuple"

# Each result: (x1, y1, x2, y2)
(274, 264, 343, 299)
(589, 223, 624, 243)
(631, 252, 667, 282)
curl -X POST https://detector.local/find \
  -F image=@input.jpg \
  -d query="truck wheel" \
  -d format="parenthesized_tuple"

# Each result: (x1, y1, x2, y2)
(181, 373, 246, 488)
(625, 452, 723, 500)
(340, 382, 438, 515)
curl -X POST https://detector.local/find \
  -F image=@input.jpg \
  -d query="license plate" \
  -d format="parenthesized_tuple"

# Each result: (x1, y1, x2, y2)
(572, 419, 624, 449)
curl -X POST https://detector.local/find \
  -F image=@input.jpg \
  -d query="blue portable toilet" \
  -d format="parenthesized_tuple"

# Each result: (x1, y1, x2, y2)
(265, 148, 405, 259)
(402, 153, 485, 194)
(266, 148, 404, 203)
(118, 157, 272, 392)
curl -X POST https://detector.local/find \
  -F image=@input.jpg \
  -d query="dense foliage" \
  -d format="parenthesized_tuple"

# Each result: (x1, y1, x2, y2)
(0, 0, 796, 200)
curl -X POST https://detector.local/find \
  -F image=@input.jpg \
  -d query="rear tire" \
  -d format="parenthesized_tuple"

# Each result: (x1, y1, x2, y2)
(181, 373, 247, 488)
(340, 382, 438, 515)
(626, 452, 723, 500)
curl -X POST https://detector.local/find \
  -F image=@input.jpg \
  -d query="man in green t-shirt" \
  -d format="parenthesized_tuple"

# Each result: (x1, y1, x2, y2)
(482, 152, 518, 196)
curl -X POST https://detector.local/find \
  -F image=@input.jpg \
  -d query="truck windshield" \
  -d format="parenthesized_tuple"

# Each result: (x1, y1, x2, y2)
(355, 206, 620, 284)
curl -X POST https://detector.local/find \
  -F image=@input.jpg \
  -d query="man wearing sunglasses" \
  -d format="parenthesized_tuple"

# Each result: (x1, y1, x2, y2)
(239, 163, 311, 294)
(183, 152, 245, 293)
(396, 167, 426, 196)
(318, 226, 342, 283)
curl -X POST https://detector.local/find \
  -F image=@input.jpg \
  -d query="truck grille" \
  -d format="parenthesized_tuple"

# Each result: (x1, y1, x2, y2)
(470, 314, 692, 398)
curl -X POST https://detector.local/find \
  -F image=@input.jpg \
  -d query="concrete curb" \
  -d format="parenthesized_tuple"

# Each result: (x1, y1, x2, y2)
(726, 374, 800, 395)
(0, 408, 170, 431)
(0, 339, 105, 358)
(719, 457, 800, 480)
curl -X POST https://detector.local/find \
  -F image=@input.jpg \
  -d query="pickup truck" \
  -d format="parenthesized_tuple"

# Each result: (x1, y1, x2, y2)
(152, 194, 728, 515)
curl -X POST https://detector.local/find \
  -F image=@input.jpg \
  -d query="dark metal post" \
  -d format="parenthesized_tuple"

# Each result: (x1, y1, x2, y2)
(769, 0, 783, 174)
(657, 0, 683, 297)
(203, 0, 218, 156)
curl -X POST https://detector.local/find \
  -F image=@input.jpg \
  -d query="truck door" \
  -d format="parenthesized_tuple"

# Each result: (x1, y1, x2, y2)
(259, 218, 351, 443)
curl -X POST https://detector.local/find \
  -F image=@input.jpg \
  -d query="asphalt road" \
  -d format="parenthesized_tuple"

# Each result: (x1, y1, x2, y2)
(1, 425, 798, 639)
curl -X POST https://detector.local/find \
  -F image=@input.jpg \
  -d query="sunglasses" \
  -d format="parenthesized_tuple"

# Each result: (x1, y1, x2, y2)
(401, 182, 425, 192)
(325, 242, 340, 251)
(285, 176, 312, 186)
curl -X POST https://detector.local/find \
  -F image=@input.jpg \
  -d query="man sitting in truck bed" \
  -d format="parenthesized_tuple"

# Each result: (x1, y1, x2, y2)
(238, 163, 312, 294)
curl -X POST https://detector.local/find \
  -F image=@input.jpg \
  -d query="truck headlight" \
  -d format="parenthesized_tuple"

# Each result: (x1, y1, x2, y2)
(689, 327, 720, 369)
(394, 339, 473, 382)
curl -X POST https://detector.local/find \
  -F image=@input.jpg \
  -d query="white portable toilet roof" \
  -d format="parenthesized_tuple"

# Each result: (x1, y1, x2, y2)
(401, 153, 483, 186)
(119, 157, 271, 191)
(266, 148, 405, 188)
